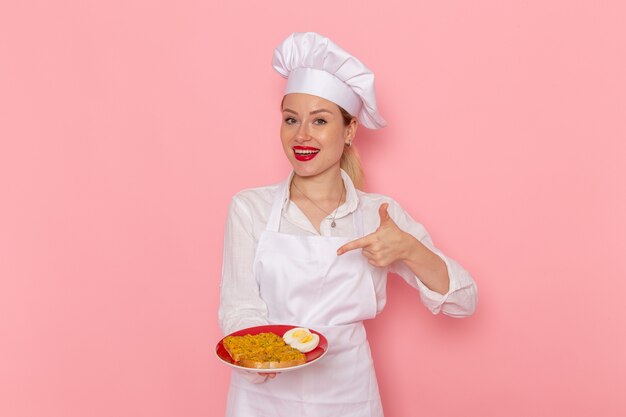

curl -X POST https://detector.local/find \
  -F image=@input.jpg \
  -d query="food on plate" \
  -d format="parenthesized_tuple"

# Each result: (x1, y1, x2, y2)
(282, 328, 320, 353)
(223, 332, 306, 369)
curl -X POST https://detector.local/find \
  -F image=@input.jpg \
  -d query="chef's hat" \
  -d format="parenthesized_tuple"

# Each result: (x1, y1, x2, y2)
(272, 32, 387, 130)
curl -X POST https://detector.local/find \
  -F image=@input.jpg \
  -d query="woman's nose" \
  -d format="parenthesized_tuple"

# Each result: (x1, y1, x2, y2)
(294, 122, 310, 142)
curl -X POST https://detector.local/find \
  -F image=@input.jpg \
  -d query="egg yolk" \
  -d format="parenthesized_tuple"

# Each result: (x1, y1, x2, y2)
(292, 330, 308, 339)
(298, 333, 313, 343)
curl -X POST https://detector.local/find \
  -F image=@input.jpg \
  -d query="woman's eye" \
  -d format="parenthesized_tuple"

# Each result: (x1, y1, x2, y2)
(284, 117, 297, 125)
(314, 118, 327, 125)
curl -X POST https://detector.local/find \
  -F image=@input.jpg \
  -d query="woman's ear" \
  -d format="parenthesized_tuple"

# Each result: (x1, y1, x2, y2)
(345, 118, 358, 142)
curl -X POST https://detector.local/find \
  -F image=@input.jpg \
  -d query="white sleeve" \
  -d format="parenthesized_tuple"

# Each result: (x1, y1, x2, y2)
(218, 196, 269, 335)
(387, 200, 478, 318)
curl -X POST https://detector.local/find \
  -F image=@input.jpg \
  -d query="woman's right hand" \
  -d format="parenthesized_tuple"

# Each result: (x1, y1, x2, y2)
(238, 370, 278, 384)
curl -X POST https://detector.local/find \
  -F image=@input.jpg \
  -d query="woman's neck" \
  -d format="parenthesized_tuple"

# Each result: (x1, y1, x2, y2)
(291, 168, 344, 202)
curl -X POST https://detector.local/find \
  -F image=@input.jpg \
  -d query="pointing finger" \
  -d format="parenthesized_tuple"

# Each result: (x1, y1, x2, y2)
(336, 234, 375, 255)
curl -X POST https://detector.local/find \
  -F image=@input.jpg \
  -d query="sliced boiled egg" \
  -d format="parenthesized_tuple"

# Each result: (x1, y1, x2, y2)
(283, 328, 309, 345)
(283, 327, 320, 353)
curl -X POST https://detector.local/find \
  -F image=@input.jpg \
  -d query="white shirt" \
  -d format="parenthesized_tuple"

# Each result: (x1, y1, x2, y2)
(219, 170, 477, 335)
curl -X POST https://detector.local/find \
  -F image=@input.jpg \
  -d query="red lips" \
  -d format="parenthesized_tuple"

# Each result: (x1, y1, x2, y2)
(293, 146, 320, 161)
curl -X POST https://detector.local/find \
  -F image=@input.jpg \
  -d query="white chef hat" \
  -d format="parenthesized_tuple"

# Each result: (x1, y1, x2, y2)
(272, 32, 387, 130)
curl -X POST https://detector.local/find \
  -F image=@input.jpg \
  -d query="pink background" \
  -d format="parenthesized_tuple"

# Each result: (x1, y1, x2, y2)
(1, 1, 625, 416)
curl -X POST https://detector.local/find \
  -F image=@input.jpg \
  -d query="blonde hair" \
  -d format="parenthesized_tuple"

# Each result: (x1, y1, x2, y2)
(338, 106, 365, 190)
(340, 142, 364, 190)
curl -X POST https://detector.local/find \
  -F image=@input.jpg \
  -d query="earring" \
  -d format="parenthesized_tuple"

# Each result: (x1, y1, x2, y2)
(345, 140, 352, 148)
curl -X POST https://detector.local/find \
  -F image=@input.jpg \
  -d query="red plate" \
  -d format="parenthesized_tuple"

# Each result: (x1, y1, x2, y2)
(215, 324, 328, 374)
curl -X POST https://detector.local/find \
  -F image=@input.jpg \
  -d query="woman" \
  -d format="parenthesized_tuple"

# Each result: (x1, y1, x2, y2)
(219, 32, 477, 417)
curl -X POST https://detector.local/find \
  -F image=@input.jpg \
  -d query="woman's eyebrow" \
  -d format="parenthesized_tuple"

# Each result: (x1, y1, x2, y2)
(282, 108, 333, 115)
(309, 109, 332, 115)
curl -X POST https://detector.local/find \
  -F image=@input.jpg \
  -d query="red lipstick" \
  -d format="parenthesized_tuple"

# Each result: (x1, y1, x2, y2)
(293, 146, 320, 161)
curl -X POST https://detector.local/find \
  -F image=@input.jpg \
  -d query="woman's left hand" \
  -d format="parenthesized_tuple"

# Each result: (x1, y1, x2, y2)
(337, 202, 450, 294)
(337, 203, 414, 267)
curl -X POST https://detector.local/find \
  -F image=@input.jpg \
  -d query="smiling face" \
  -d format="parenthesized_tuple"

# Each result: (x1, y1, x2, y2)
(280, 93, 356, 179)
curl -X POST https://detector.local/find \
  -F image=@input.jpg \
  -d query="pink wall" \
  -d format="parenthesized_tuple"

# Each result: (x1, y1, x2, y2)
(1, 1, 624, 416)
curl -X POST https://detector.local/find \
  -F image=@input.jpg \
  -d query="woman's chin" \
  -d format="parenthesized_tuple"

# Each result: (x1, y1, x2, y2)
(289, 161, 317, 177)
(289, 160, 342, 178)
(292, 169, 314, 178)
